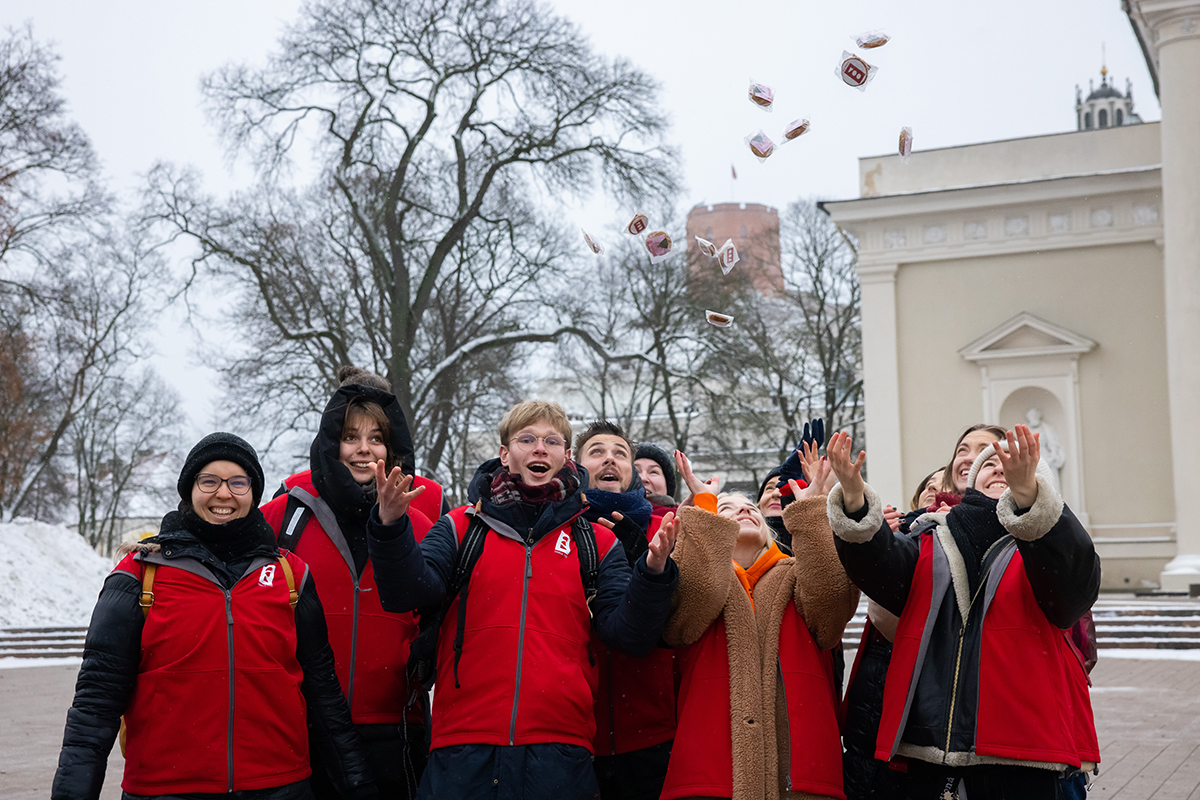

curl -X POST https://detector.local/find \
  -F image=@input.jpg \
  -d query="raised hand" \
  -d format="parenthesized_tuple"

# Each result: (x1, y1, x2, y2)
(994, 424, 1041, 508)
(884, 505, 901, 533)
(826, 431, 867, 513)
(596, 511, 650, 563)
(798, 441, 838, 496)
(675, 450, 719, 506)
(374, 460, 427, 526)
(646, 511, 679, 574)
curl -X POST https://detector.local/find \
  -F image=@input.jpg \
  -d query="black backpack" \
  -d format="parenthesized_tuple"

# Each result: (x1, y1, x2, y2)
(407, 512, 601, 690)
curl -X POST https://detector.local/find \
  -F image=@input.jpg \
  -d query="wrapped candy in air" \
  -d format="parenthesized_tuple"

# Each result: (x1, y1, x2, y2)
(746, 130, 775, 161)
(898, 126, 913, 164)
(783, 118, 811, 141)
(582, 229, 603, 254)
(717, 238, 739, 275)
(835, 51, 878, 91)
(694, 236, 717, 258)
(645, 230, 673, 263)
(705, 310, 734, 328)
(855, 30, 890, 49)
(627, 213, 649, 235)
(748, 80, 774, 111)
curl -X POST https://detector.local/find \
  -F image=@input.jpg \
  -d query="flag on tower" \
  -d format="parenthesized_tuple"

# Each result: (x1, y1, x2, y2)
(731, 164, 738, 180)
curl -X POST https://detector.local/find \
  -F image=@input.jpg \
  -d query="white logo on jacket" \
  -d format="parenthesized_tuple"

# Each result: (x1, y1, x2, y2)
(554, 532, 572, 557)
(259, 564, 277, 587)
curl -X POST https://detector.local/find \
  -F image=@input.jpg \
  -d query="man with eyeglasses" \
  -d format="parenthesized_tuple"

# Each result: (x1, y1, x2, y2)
(365, 400, 680, 800)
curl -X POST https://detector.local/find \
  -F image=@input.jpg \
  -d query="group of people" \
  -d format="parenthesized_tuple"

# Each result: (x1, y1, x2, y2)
(50, 367, 1100, 800)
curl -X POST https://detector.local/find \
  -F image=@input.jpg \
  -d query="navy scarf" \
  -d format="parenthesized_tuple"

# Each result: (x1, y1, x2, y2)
(582, 480, 653, 532)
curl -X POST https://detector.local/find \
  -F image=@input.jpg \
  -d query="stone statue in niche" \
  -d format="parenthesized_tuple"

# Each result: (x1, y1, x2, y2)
(1025, 407, 1064, 491)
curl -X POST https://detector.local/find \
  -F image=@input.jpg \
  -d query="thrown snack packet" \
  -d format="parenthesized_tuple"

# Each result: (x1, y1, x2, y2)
(746, 130, 775, 161)
(899, 126, 913, 163)
(582, 229, 603, 254)
(705, 310, 734, 328)
(717, 238, 739, 275)
(627, 213, 649, 235)
(694, 236, 718, 258)
(748, 80, 774, 111)
(855, 30, 890, 49)
(782, 118, 811, 141)
(645, 230, 673, 263)
(835, 51, 878, 91)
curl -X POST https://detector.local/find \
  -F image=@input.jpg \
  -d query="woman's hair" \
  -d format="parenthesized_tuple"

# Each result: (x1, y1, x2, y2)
(939, 424, 1007, 492)
(716, 491, 774, 544)
(910, 469, 943, 511)
(343, 399, 395, 470)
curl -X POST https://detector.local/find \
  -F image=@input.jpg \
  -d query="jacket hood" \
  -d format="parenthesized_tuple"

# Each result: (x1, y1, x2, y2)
(467, 457, 591, 542)
(310, 382, 416, 523)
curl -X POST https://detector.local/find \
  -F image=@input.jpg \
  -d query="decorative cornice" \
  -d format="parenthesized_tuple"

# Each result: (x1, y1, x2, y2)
(1125, 0, 1200, 79)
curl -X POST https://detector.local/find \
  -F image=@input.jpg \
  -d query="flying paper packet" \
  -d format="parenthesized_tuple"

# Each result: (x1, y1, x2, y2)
(645, 230, 673, 263)
(627, 213, 649, 235)
(706, 310, 734, 328)
(836, 51, 878, 91)
(746, 130, 775, 161)
(582, 229, 603, 254)
(899, 127, 913, 163)
(783, 118, 811, 141)
(695, 236, 717, 258)
(717, 239, 739, 275)
(748, 80, 774, 111)
(855, 30, 890, 49)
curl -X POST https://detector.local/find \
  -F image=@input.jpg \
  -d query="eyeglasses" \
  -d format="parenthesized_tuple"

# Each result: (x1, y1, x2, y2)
(510, 434, 567, 451)
(195, 474, 253, 496)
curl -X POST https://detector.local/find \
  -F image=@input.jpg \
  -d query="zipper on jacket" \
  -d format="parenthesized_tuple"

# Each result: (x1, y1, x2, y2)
(349, 571, 360, 712)
(225, 589, 235, 792)
(941, 538, 1011, 758)
(607, 648, 617, 755)
(509, 542, 534, 745)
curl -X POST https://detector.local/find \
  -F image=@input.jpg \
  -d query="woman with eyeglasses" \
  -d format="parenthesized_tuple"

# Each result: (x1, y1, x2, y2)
(52, 433, 376, 800)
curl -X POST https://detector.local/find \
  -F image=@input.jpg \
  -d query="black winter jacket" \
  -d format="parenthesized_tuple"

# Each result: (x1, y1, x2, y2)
(51, 515, 375, 800)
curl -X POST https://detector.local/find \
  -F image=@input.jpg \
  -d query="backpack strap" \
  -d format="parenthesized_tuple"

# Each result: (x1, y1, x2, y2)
(571, 517, 600, 618)
(277, 492, 312, 552)
(277, 555, 299, 610)
(139, 563, 158, 618)
(450, 513, 491, 688)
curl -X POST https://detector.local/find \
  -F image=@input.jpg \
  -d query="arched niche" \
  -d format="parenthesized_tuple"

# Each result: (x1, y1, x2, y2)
(959, 312, 1095, 523)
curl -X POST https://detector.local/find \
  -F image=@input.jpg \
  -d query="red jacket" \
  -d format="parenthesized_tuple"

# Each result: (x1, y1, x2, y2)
(432, 506, 619, 751)
(878, 534, 1100, 767)
(116, 550, 312, 795)
(261, 470, 437, 724)
(592, 513, 677, 756)
(663, 606, 844, 800)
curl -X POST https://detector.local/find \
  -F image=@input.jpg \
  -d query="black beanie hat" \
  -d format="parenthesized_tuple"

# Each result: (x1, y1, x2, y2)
(634, 442, 676, 497)
(757, 465, 784, 503)
(177, 432, 266, 507)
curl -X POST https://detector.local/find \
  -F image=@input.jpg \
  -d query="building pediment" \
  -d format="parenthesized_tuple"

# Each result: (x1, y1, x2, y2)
(959, 312, 1096, 362)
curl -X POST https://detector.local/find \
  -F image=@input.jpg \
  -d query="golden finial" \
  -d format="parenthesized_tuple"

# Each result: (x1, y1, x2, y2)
(1101, 43, 1108, 80)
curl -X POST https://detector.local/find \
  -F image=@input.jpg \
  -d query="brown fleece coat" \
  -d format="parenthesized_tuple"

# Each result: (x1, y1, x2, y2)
(664, 497, 860, 800)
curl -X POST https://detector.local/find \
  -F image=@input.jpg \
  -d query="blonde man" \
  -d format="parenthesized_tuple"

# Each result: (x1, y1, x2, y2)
(367, 400, 679, 800)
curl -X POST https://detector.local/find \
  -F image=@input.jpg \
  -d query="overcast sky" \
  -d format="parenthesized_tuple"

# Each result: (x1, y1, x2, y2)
(1, 0, 1160, 433)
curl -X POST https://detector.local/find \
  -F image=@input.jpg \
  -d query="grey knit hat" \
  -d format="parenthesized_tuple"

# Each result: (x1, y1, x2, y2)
(634, 442, 676, 497)
(177, 432, 266, 506)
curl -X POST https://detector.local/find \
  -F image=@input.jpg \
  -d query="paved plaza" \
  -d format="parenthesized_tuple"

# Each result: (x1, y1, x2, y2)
(3, 654, 1199, 799)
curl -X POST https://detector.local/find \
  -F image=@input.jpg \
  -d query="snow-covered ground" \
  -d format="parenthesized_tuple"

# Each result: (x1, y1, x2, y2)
(0, 520, 114, 628)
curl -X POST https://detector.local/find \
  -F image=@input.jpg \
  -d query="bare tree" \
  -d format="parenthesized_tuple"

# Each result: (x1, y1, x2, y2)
(148, 0, 677, 480)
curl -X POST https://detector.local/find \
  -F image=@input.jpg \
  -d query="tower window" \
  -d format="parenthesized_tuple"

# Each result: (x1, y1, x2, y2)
(1085, 111, 1093, 129)
(740, 225, 747, 237)
(1098, 109, 1108, 128)
(706, 226, 713, 238)
(1116, 108, 1124, 125)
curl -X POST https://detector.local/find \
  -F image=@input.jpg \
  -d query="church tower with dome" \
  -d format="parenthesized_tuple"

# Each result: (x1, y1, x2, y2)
(1075, 62, 1143, 130)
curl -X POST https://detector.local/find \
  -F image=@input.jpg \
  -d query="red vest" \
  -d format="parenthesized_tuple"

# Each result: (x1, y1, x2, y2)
(431, 506, 618, 752)
(115, 550, 311, 795)
(877, 533, 1100, 766)
(261, 471, 437, 725)
(592, 514, 677, 756)
(662, 605, 844, 800)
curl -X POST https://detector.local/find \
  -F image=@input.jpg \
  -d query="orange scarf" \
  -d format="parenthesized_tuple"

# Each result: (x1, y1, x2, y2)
(733, 542, 787, 610)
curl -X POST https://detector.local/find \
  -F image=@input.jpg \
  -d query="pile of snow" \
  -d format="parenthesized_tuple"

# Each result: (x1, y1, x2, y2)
(0, 520, 115, 627)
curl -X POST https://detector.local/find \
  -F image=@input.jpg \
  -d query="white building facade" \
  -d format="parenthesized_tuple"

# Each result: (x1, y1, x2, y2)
(823, 0, 1200, 591)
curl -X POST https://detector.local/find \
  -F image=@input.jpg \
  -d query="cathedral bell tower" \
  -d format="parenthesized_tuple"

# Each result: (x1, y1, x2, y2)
(1075, 58, 1142, 131)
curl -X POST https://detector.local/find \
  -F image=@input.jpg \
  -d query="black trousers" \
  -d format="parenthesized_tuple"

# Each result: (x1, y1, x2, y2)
(593, 740, 673, 800)
(907, 761, 1060, 800)
(310, 722, 428, 800)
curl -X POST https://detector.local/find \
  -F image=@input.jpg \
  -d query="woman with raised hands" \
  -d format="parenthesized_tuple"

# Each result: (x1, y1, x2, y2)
(825, 425, 1100, 799)
(658, 449, 858, 800)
